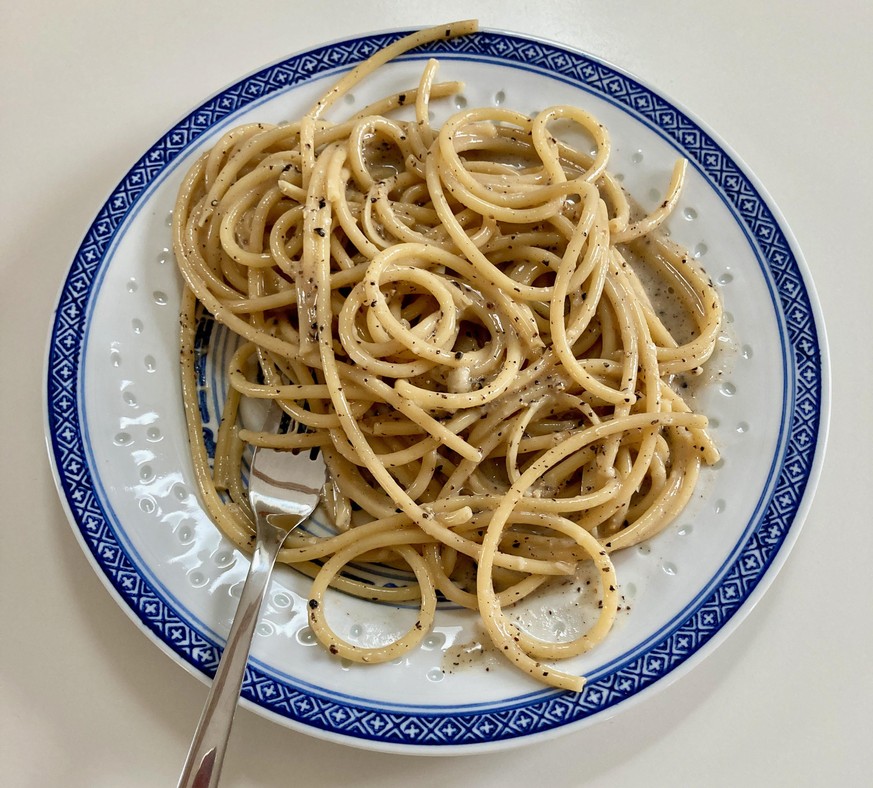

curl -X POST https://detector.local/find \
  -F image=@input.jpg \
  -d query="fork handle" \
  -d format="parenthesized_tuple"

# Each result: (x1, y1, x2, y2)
(178, 517, 290, 788)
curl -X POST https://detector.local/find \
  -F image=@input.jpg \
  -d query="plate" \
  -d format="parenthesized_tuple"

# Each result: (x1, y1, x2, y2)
(45, 28, 828, 753)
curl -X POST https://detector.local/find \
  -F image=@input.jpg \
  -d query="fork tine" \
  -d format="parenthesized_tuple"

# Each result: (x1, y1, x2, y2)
(258, 401, 284, 435)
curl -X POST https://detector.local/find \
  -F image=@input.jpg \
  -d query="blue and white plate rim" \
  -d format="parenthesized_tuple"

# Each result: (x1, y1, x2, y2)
(45, 26, 829, 751)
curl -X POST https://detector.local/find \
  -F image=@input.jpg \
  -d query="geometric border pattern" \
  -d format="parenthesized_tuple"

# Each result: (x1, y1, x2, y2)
(46, 30, 824, 747)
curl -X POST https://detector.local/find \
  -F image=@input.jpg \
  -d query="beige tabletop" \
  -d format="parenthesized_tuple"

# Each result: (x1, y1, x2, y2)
(2, 1, 871, 786)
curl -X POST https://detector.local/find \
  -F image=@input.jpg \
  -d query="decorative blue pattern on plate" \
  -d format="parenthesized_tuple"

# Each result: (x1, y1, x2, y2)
(46, 29, 825, 748)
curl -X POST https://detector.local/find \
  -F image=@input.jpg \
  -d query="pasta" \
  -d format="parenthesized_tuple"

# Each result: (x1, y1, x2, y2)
(173, 21, 722, 692)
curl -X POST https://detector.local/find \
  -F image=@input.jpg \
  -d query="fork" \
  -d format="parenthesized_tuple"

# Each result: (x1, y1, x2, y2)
(179, 403, 326, 788)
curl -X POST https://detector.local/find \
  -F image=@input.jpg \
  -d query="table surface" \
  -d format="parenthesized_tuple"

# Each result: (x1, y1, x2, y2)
(3, 2, 871, 786)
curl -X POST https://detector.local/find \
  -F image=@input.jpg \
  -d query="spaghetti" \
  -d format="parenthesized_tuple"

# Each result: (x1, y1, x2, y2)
(173, 21, 722, 691)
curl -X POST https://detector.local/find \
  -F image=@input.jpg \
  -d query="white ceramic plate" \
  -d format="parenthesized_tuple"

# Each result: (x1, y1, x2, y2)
(46, 28, 828, 753)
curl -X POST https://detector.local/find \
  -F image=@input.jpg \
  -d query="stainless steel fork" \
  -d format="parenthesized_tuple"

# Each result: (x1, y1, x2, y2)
(179, 404, 325, 788)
